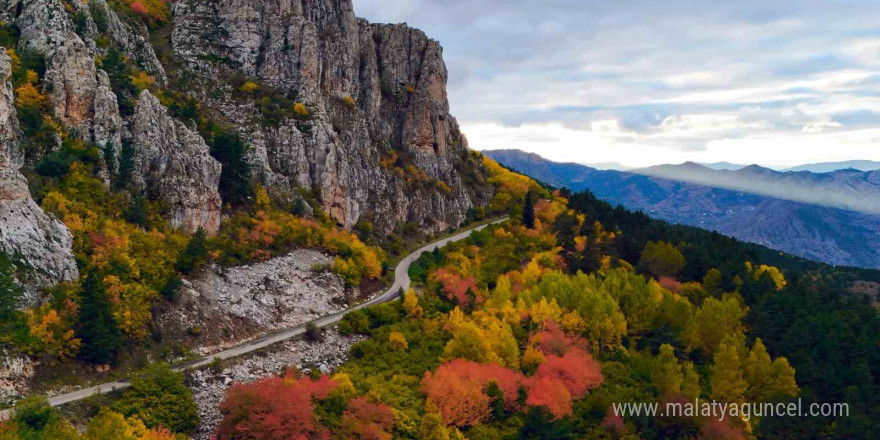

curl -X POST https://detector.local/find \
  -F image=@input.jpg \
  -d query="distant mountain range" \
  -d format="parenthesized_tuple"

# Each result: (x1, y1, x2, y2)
(698, 162, 748, 171)
(782, 160, 880, 173)
(634, 162, 880, 215)
(484, 149, 880, 269)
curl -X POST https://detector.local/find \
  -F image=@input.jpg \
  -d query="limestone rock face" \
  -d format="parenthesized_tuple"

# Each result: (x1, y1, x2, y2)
(92, 70, 124, 155)
(170, 0, 490, 233)
(0, 51, 78, 302)
(0, 0, 489, 264)
(44, 37, 98, 131)
(130, 91, 223, 234)
(3, 0, 126, 152)
(0, 350, 36, 405)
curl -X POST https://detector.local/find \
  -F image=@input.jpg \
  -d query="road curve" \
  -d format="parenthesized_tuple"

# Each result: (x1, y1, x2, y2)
(37, 217, 508, 409)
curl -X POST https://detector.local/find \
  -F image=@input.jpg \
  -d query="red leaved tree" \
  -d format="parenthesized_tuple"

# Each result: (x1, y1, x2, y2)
(421, 359, 525, 427)
(534, 348, 603, 397)
(338, 396, 395, 440)
(435, 268, 480, 306)
(525, 376, 572, 418)
(130, 1, 149, 16)
(531, 321, 588, 356)
(215, 373, 337, 440)
(697, 419, 746, 440)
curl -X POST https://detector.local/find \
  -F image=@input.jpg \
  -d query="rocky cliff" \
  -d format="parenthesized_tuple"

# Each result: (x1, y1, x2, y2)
(169, 0, 488, 233)
(0, 50, 78, 302)
(0, 0, 489, 289)
(131, 90, 223, 233)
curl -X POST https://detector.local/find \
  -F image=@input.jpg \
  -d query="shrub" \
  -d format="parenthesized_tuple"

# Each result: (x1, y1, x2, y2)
(239, 81, 259, 93)
(293, 102, 309, 118)
(339, 310, 370, 335)
(305, 321, 323, 342)
(389, 331, 408, 350)
(115, 364, 200, 434)
(130, 71, 155, 91)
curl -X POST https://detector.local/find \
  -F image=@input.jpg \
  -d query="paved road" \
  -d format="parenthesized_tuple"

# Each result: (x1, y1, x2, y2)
(25, 217, 508, 410)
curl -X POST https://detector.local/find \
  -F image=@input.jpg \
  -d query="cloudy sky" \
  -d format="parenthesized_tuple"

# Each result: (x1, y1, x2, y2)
(352, 0, 880, 168)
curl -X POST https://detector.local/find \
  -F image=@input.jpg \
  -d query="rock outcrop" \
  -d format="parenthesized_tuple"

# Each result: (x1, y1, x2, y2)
(130, 91, 222, 233)
(170, 0, 489, 233)
(1, 0, 490, 276)
(0, 50, 78, 302)
(156, 249, 348, 349)
(0, 350, 36, 405)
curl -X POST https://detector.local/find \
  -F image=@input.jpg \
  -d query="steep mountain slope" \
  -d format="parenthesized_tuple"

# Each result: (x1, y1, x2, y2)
(0, 48, 78, 302)
(484, 149, 880, 268)
(0, 0, 491, 291)
(166, 0, 489, 233)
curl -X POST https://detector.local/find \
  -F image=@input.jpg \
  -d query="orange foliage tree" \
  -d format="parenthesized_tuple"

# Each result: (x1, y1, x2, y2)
(434, 267, 479, 306)
(533, 348, 603, 398)
(216, 373, 338, 440)
(421, 359, 526, 427)
(338, 397, 395, 440)
(525, 376, 572, 419)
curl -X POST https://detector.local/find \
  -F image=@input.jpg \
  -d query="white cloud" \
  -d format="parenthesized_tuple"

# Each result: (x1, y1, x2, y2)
(353, 0, 880, 167)
(466, 122, 880, 169)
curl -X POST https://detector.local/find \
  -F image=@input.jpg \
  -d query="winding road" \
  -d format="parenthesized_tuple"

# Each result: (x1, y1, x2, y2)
(30, 217, 508, 410)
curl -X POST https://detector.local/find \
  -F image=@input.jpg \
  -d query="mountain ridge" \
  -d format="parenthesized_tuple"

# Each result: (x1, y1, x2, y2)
(484, 149, 880, 268)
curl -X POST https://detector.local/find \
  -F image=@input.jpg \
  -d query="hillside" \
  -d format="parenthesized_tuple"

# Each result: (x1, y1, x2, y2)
(485, 149, 880, 268)
(0, 0, 493, 411)
(0, 2, 878, 440)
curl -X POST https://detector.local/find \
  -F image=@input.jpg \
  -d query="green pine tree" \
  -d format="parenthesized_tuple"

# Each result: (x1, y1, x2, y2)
(0, 253, 23, 320)
(175, 227, 208, 275)
(77, 272, 121, 365)
(522, 194, 535, 229)
(486, 380, 506, 420)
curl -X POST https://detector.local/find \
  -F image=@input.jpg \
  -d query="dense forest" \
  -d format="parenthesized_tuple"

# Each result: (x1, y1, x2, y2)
(2, 150, 877, 440)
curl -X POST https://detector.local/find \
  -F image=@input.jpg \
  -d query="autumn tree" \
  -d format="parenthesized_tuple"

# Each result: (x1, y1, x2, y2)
(421, 360, 525, 427)
(687, 296, 748, 356)
(338, 397, 394, 440)
(533, 348, 603, 398)
(388, 331, 408, 350)
(639, 241, 685, 278)
(216, 374, 337, 440)
(25, 304, 81, 361)
(442, 311, 520, 368)
(703, 268, 724, 297)
(402, 288, 423, 319)
(419, 401, 452, 440)
(710, 334, 748, 404)
(743, 338, 798, 402)
(745, 262, 786, 291)
(652, 344, 684, 396)
(525, 376, 572, 419)
(84, 409, 174, 440)
(682, 362, 702, 399)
